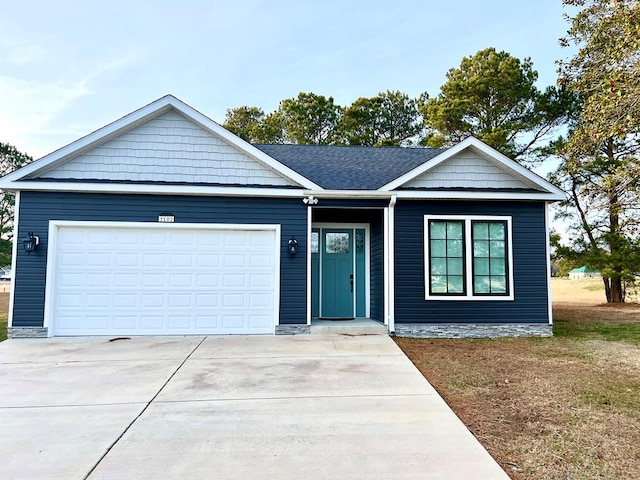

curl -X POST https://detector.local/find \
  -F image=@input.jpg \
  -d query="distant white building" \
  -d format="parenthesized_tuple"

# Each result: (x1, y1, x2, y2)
(569, 266, 601, 280)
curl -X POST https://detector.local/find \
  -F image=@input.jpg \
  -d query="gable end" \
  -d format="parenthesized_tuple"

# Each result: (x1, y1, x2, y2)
(29, 110, 299, 188)
(400, 149, 543, 191)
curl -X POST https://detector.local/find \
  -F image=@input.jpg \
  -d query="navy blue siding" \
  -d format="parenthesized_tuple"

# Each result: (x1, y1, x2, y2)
(13, 191, 308, 327)
(394, 200, 549, 324)
(370, 221, 384, 322)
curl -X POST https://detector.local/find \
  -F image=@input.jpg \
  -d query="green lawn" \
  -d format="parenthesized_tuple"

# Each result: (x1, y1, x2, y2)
(0, 313, 7, 342)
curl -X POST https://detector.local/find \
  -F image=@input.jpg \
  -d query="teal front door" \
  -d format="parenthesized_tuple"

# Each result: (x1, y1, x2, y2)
(321, 229, 354, 318)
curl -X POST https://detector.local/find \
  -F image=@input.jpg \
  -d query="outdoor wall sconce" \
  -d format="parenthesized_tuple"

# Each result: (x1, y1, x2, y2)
(23, 232, 39, 255)
(288, 237, 299, 255)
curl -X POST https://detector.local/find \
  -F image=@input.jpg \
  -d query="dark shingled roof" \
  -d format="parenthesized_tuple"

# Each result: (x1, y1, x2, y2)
(253, 144, 444, 190)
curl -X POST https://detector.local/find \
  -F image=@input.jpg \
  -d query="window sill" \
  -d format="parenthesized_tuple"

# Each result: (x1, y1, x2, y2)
(424, 294, 514, 301)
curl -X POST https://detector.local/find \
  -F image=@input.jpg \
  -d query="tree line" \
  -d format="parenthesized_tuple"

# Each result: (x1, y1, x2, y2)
(3, 0, 639, 302)
(223, 48, 575, 164)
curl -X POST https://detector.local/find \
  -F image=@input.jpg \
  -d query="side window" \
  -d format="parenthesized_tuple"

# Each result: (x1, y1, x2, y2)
(424, 216, 513, 300)
(428, 220, 465, 295)
(472, 221, 508, 295)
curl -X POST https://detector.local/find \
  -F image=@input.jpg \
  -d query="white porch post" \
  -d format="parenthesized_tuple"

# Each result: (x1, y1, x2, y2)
(388, 195, 397, 333)
(306, 204, 312, 326)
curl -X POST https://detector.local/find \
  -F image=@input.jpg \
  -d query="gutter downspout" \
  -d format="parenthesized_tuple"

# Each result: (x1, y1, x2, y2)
(388, 195, 397, 334)
(545, 201, 553, 326)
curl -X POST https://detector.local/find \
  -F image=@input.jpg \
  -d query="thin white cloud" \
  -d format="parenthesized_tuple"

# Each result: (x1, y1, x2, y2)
(8, 44, 48, 66)
(0, 76, 91, 155)
(0, 50, 141, 157)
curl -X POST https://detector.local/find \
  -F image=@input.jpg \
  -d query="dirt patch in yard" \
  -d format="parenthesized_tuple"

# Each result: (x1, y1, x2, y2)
(551, 277, 606, 304)
(0, 292, 8, 314)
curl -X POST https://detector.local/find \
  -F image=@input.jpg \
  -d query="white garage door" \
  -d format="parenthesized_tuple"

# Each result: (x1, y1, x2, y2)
(49, 223, 279, 336)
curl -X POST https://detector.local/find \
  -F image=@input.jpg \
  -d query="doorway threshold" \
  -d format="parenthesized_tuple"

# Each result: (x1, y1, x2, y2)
(310, 317, 387, 335)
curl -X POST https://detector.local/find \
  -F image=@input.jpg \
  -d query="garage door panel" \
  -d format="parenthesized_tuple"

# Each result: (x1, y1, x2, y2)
(195, 294, 219, 308)
(86, 315, 109, 330)
(143, 253, 165, 267)
(115, 253, 137, 266)
(195, 316, 218, 328)
(168, 274, 193, 288)
(142, 274, 165, 288)
(59, 252, 84, 267)
(167, 316, 190, 329)
(51, 225, 278, 336)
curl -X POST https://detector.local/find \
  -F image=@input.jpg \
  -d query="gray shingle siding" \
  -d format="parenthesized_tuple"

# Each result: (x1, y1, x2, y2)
(13, 191, 308, 328)
(394, 200, 549, 324)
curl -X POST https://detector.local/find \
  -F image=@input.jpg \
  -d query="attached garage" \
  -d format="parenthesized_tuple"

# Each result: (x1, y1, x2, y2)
(45, 222, 280, 336)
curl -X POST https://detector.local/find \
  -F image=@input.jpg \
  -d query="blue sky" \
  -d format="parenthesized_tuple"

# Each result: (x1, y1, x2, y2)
(2, 0, 572, 159)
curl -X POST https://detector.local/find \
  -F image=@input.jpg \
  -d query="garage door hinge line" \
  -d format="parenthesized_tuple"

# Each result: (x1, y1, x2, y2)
(82, 336, 207, 480)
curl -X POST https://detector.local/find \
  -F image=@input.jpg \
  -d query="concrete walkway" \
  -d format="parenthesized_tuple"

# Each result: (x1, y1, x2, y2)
(0, 335, 509, 479)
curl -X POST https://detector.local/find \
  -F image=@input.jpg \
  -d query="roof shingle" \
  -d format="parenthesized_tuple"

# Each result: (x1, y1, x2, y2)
(253, 144, 443, 190)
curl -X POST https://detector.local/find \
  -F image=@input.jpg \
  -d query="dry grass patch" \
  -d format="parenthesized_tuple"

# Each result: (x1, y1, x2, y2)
(395, 304, 640, 479)
(0, 292, 7, 342)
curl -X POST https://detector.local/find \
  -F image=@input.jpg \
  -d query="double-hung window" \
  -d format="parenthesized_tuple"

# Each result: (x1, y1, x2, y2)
(424, 215, 514, 300)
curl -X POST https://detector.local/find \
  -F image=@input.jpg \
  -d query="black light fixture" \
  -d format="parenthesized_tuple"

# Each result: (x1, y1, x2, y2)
(288, 237, 299, 255)
(23, 232, 39, 255)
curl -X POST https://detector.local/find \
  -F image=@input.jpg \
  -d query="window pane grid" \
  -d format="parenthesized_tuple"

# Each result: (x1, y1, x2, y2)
(429, 220, 465, 295)
(471, 221, 508, 295)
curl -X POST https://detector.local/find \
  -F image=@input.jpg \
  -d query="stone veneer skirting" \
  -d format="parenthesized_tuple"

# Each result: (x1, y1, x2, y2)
(393, 323, 553, 338)
(275, 325, 311, 335)
(8, 327, 49, 338)
(6, 324, 552, 338)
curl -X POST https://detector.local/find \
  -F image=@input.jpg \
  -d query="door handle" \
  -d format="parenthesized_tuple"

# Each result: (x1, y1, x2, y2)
(349, 274, 354, 293)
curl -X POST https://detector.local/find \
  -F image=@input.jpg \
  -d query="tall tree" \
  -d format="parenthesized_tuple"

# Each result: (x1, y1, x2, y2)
(559, 0, 640, 155)
(555, 0, 640, 302)
(420, 47, 573, 160)
(278, 92, 343, 144)
(336, 91, 421, 146)
(0, 143, 32, 265)
(223, 106, 285, 143)
(223, 106, 265, 142)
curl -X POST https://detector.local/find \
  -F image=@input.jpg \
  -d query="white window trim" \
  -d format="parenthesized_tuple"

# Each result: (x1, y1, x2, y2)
(424, 215, 514, 301)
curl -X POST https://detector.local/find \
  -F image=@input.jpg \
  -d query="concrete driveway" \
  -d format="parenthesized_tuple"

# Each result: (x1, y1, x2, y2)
(0, 335, 509, 479)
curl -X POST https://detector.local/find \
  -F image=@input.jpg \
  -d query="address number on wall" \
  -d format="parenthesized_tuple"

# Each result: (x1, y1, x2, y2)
(158, 215, 175, 223)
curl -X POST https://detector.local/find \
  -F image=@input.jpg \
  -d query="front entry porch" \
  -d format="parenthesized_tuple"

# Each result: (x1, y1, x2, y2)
(310, 317, 388, 335)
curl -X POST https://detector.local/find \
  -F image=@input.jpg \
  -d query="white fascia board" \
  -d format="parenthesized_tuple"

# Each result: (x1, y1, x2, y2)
(394, 190, 566, 201)
(379, 137, 567, 199)
(302, 189, 565, 201)
(0, 95, 323, 191)
(5, 181, 306, 198)
(3, 181, 564, 201)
